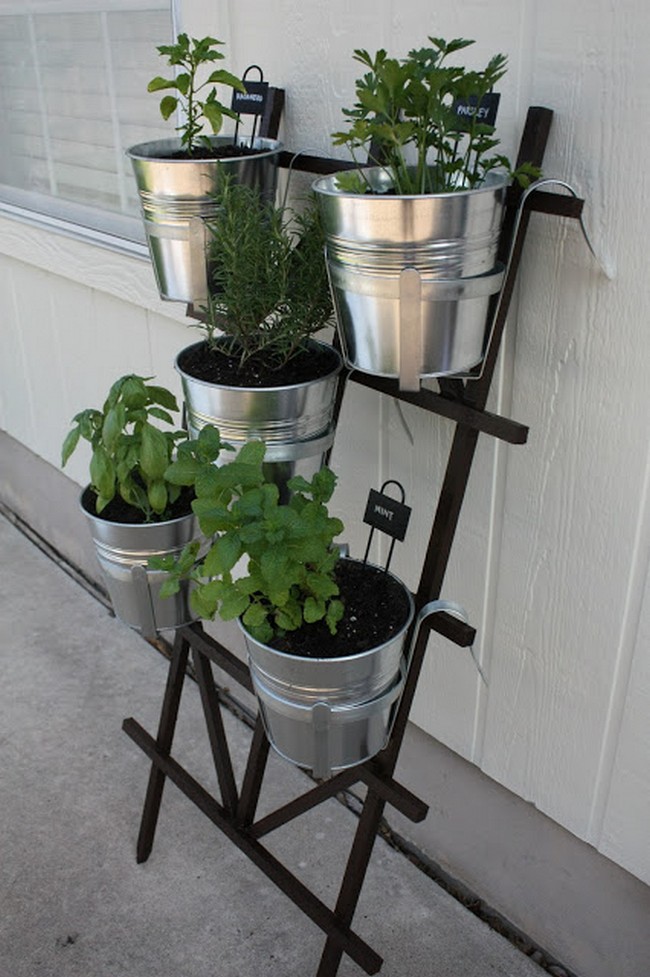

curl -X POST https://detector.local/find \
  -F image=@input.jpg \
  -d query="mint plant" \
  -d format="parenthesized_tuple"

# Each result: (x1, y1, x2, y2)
(200, 180, 334, 369)
(155, 428, 345, 642)
(147, 33, 245, 156)
(332, 35, 540, 194)
(61, 374, 189, 521)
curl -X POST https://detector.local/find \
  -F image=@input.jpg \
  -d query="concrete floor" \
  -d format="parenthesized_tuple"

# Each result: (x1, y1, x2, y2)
(0, 513, 547, 977)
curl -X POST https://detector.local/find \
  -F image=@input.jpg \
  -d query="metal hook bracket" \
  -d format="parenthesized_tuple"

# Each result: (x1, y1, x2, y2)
(458, 176, 613, 383)
(410, 599, 487, 684)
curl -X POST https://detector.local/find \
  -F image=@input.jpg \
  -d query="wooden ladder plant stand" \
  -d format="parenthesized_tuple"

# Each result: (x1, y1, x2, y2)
(122, 106, 584, 976)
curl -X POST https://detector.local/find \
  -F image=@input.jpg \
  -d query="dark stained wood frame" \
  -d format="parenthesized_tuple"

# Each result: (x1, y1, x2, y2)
(122, 105, 584, 976)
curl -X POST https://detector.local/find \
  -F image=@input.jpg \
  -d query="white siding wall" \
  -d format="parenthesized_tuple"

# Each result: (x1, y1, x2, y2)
(1, 0, 649, 890)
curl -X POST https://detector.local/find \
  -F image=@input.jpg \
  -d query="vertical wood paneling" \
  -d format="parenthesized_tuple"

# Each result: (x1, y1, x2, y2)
(0, 258, 34, 447)
(600, 547, 650, 881)
(10, 263, 67, 467)
(147, 308, 192, 400)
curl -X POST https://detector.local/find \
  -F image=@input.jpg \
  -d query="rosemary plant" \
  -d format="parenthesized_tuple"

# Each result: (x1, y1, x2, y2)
(201, 180, 334, 369)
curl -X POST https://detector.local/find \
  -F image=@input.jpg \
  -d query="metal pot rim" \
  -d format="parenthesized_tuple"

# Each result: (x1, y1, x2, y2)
(79, 486, 195, 530)
(312, 168, 509, 200)
(126, 135, 282, 162)
(175, 339, 343, 393)
(239, 557, 414, 665)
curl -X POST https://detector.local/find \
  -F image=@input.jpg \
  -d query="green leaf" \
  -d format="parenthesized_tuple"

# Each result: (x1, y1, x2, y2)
(160, 95, 178, 120)
(326, 599, 345, 635)
(140, 424, 169, 480)
(148, 480, 168, 515)
(195, 424, 232, 462)
(206, 69, 246, 92)
(242, 602, 268, 628)
(119, 375, 149, 409)
(159, 577, 180, 598)
(285, 475, 312, 495)
(147, 75, 178, 93)
(61, 426, 80, 467)
(165, 456, 201, 485)
(219, 586, 251, 621)
(146, 407, 174, 425)
(191, 581, 221, 619)
(191, 499, 234, 535)
(194, 463, 223, 498)
(90, 447, 115, 501)
(203, 533, 242, 576)
(232, 487, 263, 519)
(146, 385, 179, 411)
(176, 540, 201, 574)
(305, 571, 340, 600)
(260, 548, 288, 583)
(202, 101, 223, 134)
(309, 466, 337, 503)
(275, 602, 303, 632)
(234, 440, 266, 466)
(304, 596, 326, 623)
(245, 619, 274, 644)
(101, 404, 125, 452)
(174, 72, 191, 96)
(94, 494, 111, 515)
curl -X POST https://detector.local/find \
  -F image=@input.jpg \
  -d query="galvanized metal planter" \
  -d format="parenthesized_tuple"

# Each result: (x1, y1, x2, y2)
(313, 169, 508, 389)
(240, 560, 415, 780)
(175, 340, 343, 499)
(127, 135, 281, 304)
(81, 489, 198, 637)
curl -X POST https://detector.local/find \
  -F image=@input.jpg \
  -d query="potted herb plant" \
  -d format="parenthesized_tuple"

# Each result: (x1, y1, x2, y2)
(126, 33, 281, 304)
(313, 35, 540, 390)
(61, 374, 201, 636)
(155, 429, 414, 779)
(175, 178, 343, 499)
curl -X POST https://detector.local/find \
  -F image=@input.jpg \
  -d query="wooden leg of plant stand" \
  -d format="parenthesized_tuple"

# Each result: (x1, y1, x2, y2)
(236, 715, 271, 828)
(316, 790, 387, 977)
(128, 629, 190, 864)
(191, 647, 239, 816)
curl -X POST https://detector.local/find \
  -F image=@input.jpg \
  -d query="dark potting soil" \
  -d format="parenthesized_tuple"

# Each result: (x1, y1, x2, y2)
(269, 560, 412, 659)
(81, 486, 195, 525)
(178, 340, 340, 388)
(164, 144, 266, 161)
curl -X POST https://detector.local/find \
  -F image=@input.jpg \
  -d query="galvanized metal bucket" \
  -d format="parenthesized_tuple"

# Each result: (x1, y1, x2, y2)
(127, 135, 281, 304)
(81, 489, 198, 637)
(175, 340, 343, 498)
(313, 169, 508, 388)
(240, 560, 415, 779)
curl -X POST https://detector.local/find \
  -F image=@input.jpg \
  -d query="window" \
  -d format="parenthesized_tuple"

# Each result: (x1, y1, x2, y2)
(0, 1, 174, 251)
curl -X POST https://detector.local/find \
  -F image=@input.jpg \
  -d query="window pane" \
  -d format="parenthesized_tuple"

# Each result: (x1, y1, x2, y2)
(0, 2, 172, 244)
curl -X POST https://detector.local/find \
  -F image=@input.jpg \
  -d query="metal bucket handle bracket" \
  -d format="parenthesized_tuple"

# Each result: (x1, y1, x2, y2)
(188, 215, 209, 305)
(397, 265, 506, 391)
(460, 176, 611, 382)
(397, 176, 599, 390)
(407, 599, 486, 684)
(130, 564, 159, 639)
(311, 702, 332, 780)
(399, 267, 423, 392)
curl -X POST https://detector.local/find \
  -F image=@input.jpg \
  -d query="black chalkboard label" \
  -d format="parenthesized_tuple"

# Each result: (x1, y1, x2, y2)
(232, 80, 269, 116)
(363, 489, 411, 542)
(452, 92, 501, 129)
